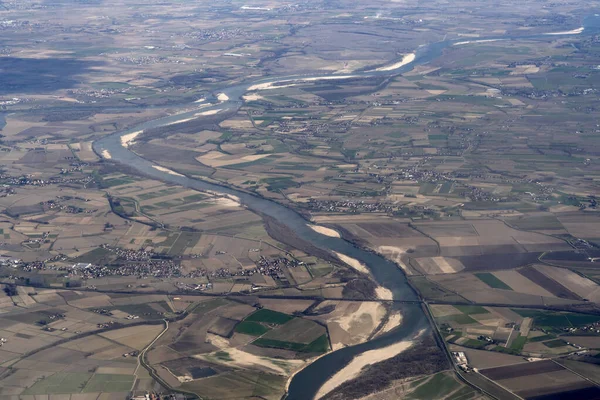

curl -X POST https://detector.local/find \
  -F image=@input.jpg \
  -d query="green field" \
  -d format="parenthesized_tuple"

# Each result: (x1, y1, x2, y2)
(82, 374, 134, 393)
(245, 309, 294, 325)
(102, 177, 137, 188)
(543, 339, 568, 348)
(253, 334, 329, 353)
(474, 273, 513, 290)
(106, 301, 170, 319)
(23, 372, 133, 395)
(454, 305, 490, 315)
(436, 313, 477, 325)
(407, 372, 461, 399)
(23, 373, 93, 395)
(528, 334, 556, 342)
(512, 309, 600, 328)
(72, 247, 113, 264)
(192, 298, 230, 314)
(235, 321, 270, 336)
(510, 334, 527, 352)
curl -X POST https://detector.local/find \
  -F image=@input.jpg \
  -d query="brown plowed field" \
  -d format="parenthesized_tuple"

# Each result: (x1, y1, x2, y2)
(480, 360, 562, 380)
(518, 266, 582, 300)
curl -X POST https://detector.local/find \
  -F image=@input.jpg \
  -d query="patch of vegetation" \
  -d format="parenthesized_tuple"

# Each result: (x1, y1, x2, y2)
(528, 334, 556, 342)
(406, 372, 461, 399)
(462, 338, 489, 349)
(82, 374, 134, 393)
(543, 339, 568, 348)
(261, 176, 298, 191)
(512, 309, 600, 328)
(436, 313, 477, 325)
(214, 351, 233, 361)
(72, 247, 113, 264)
(191, 298, 230, 315)
(235, 321, 270, 336)
(510, 334, 527, 352)
(454, 305, 490, 315)
(474, 273, 513, 290)
(245, 309, 294, 325)
(253, 334, 329, 353)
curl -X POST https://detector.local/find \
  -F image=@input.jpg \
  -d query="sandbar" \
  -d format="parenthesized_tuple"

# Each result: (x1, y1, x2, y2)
(307, 224, 341, 238)
(120, 130, 142, 148)
(333, 252, 370, 274)
(315, 334, 420, 399)
(374, 53, 416, 72)
(545, 27, 584, 35)
(152, 165, 184, 177)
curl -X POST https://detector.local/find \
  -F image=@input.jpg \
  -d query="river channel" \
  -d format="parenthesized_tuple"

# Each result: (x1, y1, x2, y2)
(92, 17, 599, 399)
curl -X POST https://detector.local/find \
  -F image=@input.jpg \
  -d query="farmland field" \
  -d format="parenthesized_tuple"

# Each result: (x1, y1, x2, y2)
(3, 1, 600, 400)
(245, 309, 294, 325)
(474, 273, 513, 290)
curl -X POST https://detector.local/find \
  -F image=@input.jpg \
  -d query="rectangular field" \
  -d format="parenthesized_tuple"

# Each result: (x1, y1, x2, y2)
(245, 309, 294, 325)
(518, 266, 581, 300)
(475, 273, 513, 290)
(262, 318, 326, 344)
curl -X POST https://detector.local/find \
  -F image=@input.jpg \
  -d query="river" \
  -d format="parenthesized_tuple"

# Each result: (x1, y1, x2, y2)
(92, 16, 600, 399)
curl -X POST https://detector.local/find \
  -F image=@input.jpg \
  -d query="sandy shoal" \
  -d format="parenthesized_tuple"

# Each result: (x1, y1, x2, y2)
(247, 75, 358, 92)
(375, 286, 393, 300)
(376, 245, 411, 275)
(381, 312, 403, 334)
(152, 165, 184, 177)
(454, 39, 505, 46)
(217, 93, 229, 101)
(308, 224, 341, 238)
(197, 346, 304, 376)
(315, 336, 418, 399)
(121, 130, 142, 147)
(101, 150, 112, 159)
(195, 109, 222, 116)
(374, 53, 416, 72)
(164, 117, 197, 126)
(247, 82, 298, 91)
(545, 27, 584, 35)
(243, 93, 264, 101)
(213, 197, 240, 208)
(333, 252, 370, 274)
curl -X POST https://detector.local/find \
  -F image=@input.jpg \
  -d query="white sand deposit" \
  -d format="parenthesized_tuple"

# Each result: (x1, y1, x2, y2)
(374, 53, 416, 71)
(217, 93, 229, 101)
(376, 245, 411, 274)
(197, 347, 303, 376)
(243, 93, 264, 101)
(545, 27, 584, 35)
(301, 75, 357, 82)
(165, 117, 196, 126)
(247, 82, 298, 91)
(195, 109, 222, 116)
(152, 165, 184, 176)
(214, 197, 241, 208)
(120, 130, 142, 147)
(454, 39, 506, 46)
(334, 252, 370, 274)
(101, 150, 112, 159)
(307, 224, 341, 238)
(381, 312, 403, 334)
(247, 75, 357, 92)
(315, 332, 423, 399)
(375, 286, 393, 300)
